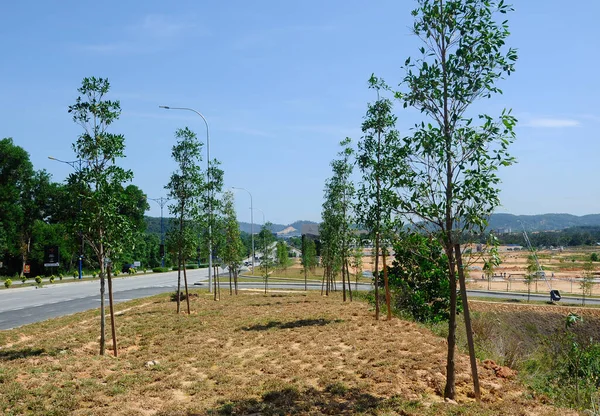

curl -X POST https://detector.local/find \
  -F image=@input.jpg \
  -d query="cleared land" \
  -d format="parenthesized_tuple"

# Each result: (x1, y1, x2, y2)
(0, 290, 574, 415)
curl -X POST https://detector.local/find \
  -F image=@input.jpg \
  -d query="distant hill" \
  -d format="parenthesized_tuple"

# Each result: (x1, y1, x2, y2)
(145, 214, 600, 236)
(238, 220, 318, 236)
(489, 213, 600, 232)
(145, 216, 319, 236)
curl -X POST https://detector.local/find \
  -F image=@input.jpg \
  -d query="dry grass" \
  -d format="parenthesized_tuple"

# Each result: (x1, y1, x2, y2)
(0, 291, 574, 415)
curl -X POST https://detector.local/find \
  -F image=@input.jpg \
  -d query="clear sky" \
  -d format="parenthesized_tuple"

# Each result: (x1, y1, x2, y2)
(1, 1, 599, 225)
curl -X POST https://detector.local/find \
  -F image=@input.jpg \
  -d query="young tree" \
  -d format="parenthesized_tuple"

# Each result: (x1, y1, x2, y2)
(390, 0, 518, 399)
(321, 138, 356, 301)
(356, 80, 401, 318)
(68, 77, 138, 356)
(301, 236, 317, 290)
(276, 240, 291, 274)
(221, 191, 244, 295)
(350, 241, 364, 290)
(581, 261, 595, 306)
(258, 223, 275, 294)
(165, 127, 205, 314)
(200, 159, 224, 300)
(483, 259, 494, 291)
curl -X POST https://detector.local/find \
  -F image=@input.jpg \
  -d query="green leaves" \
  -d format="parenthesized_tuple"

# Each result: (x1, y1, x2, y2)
(69, 77, 136, 270)
(220, 190, 244, 270)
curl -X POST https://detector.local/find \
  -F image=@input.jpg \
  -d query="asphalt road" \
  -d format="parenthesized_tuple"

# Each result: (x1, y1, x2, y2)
(466, 289, 600, 306)
(0, 269, 372, 330)
(0, 269, 204, 330)
(1, 272, 597, 331)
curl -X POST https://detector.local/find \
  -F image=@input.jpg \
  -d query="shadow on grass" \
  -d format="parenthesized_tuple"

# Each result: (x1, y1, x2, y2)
(0, 347, 46, 361)
(208, 385, 420, 415)
(242, 318, 343, 331)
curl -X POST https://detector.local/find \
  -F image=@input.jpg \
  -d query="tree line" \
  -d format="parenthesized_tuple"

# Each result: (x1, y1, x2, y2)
(318, 0, 517, 401)
(0, 77, 254, 356)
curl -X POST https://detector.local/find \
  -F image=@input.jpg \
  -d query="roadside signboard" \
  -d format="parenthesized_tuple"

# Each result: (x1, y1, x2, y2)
(133, 261, 141, 267)
(44, 245, 60, 267)
(23, 264, 31, 274)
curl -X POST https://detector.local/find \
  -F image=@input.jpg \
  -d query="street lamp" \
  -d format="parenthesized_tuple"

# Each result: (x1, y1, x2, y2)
(232, 187, 254, 272)
(159, 105, 213, 292)
(149, 197, 170, 267)
(48, 156, 87, 279)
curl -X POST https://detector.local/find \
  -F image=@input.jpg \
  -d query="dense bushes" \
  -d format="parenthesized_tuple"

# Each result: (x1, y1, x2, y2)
(384, 234, 457, 324)
(152, 267, 169, 273)
(459, 308, 600, 412)
(170, 264, 207, 271)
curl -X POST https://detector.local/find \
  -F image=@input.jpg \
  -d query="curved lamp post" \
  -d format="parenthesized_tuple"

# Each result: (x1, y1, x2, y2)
(159, 106, 213, 292)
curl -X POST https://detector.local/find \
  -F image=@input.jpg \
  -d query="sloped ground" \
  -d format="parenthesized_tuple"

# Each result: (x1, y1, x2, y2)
(0, 291, 575, 415)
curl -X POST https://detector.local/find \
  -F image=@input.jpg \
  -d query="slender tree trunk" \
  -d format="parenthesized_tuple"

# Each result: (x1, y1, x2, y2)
(99, 246, 106, 355)
(374, 238, 380, 320)
(214, 265, 219, 300)
(177, 202, 184, 312)
(229, 268, 233, 295)
(20, 237, 30, 278)
(304, 265, 307, 291)
(234, 268, 238, 295)
(444, 247, 457, 399)
(333, 267, 337, 292)
(176, 256, 182, 314)
(342, 255, 347, 302)
(346, 259, 353, 301)
(107, 263, 118, 357)
(183, 263, 190, 314)
(321, 267, 325, 295)
(383, 248, 391, 320)
(455, 244, 480, 400)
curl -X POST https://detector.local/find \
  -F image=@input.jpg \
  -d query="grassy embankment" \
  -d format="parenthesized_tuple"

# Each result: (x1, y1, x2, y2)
(0, 290, 574, 415)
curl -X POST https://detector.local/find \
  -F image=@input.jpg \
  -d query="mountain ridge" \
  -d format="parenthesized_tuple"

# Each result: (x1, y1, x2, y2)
(144, 214, 600, 235)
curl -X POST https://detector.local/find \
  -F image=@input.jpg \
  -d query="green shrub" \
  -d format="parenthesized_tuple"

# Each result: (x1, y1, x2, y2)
(171, 263, 208, 269)
(73, 271, 77, 278)
(128, 268, 136, 275)
(152, 267, 169, 273)
(386, 233, 457, 324)
(21, 275, 27, 283)
(4, 279, 12, 288)
(92, 272, 97, 278)
(35, 276, 43, 286)
(49, 275, 55, 283)
(58, 273, 63, 280)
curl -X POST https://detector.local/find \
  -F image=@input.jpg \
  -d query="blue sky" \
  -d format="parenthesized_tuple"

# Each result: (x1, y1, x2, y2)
(1, 1, 599, 225)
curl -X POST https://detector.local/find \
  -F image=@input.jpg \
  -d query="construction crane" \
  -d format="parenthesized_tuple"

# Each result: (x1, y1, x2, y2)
(520, 222, 551, 290)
